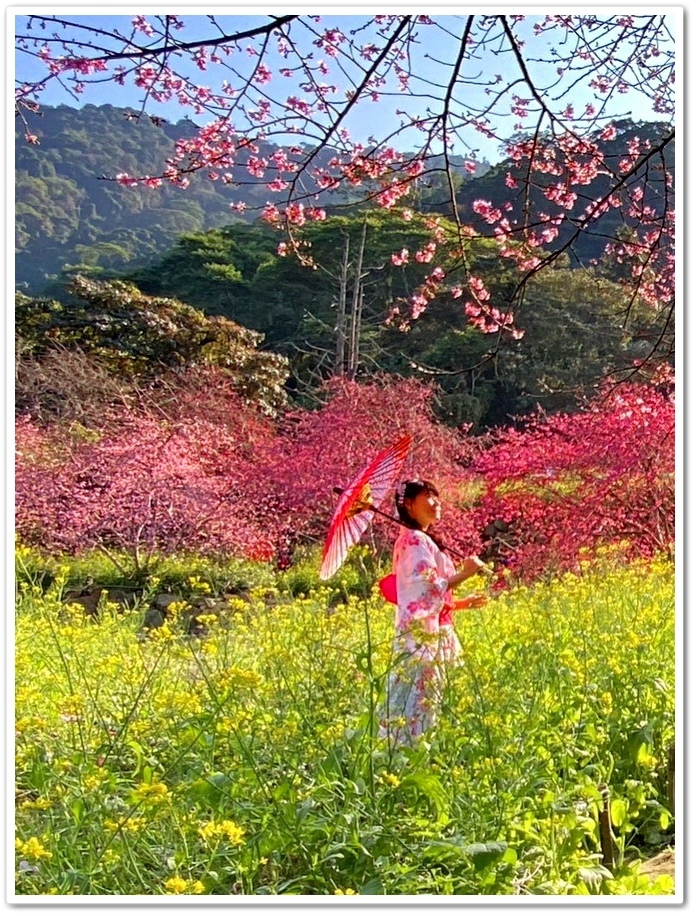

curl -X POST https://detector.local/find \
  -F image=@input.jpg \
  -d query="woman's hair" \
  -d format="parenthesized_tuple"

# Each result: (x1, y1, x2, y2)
(395, 478, 438, 527)
(395, 478, 446, 550)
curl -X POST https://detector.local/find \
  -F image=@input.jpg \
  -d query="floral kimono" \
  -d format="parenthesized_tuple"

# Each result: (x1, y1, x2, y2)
(378, 528, 462, 744)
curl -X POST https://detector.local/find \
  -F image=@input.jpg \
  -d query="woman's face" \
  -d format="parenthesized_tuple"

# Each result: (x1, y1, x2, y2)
(404, 489, 441, 529)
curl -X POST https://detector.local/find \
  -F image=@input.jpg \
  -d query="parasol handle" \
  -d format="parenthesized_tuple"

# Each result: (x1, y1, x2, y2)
(331, 486, 483, 566)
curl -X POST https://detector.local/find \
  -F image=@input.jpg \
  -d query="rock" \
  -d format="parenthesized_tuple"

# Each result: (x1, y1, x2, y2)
(142, 607, 165, 630)
(63, 584, 144, 617)
(189, 596, 219, 610)
(64, 588, 103, 616)
(639, 849, 675, 880)
(104, 588, 141, 609)
(153, 593, 182, 611)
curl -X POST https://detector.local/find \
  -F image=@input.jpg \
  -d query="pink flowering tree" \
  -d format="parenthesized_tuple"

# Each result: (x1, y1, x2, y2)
(15, 13, 676, 357)
(15, 374, 286, 573)
(15, 373, 485, 572)
(16, 368, 674, 583)
(255, 375, 487, 563)
(468, 375, 675, 582)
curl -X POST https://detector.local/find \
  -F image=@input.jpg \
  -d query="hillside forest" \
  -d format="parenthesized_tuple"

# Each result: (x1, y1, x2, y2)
(16, 104, 674, 431)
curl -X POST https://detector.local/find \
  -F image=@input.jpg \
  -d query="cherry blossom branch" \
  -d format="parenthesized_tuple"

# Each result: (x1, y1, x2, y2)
(17, 14, 299, 64)
(285, 16, 414, 202)
(505, 127, 675, 298)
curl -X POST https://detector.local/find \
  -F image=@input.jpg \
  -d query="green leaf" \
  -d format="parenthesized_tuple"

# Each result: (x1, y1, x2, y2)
(502, 846, 518, 865)
(578, 864, 613, 890)
(462, 841, 508, 871)
(295, 799, 315, 824)
(318, 746, 346, 780)
(419, 838, 467, 862)
(610, 797, 628, 829)
(399, 772, 450, 825)
(126, 739, 144, 777)
(354, 651, 372, 674)
(627, 725, 654, 765)
(360, 876, 384, 895)
(70, 798, 85, 824)
(185, 772, 233, 806)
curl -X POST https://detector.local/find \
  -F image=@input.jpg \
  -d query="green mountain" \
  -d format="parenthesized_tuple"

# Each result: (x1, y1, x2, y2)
(15, 104, 672, 295)
(14, 104, 490, 293)
(16, 104, 251, 291)
(15, 104, 674, 431)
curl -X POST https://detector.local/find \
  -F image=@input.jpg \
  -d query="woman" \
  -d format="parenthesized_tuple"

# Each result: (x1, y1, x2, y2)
(378, 479, 488, 745)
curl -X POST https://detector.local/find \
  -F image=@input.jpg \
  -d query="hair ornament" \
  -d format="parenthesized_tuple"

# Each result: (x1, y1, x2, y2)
(395, 479, 423, 505)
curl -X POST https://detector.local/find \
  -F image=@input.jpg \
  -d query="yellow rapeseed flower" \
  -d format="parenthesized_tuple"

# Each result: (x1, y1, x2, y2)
(102, 848, 121, 867)
(15, 836, 52, 860)
(148, 622, 177, 642)
(227, 598, 249, 614)
(132, 781, 169, 805)
(334, 888, 358, 895)
(381, 772, 401, 788)
(105, 815, 148, 834)
(198, 819, 245, 846)
(83, 773, 110, 791)
(599, 691, 613, 714)
(164, 876, 205, 894)
(18, 797, 51, 811)
(188, 576, 212, 594)
(59, 694, 83, 718)
(217, 667, 262, 691)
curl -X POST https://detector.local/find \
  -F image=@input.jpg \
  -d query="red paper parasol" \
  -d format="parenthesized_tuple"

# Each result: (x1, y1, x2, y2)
(319, 434, 412, 580)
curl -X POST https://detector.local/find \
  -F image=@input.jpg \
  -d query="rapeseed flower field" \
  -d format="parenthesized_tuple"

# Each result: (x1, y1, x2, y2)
(14, 549, 675, 896)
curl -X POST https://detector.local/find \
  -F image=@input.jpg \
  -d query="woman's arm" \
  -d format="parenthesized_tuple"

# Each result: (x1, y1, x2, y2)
(446, 555, 492, 589)
(453, 593, 488, 610)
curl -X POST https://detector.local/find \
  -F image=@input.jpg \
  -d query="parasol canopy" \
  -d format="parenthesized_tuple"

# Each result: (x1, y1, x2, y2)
(319, 434, 412, 580)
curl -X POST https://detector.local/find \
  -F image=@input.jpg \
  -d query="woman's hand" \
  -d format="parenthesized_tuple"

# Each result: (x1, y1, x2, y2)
(456, 593, 488, 610)
(447, 556, 493, 588)
(463, 555, 494, 577)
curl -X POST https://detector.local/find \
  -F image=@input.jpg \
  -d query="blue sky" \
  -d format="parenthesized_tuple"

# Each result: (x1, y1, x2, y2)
(14, 11, 676, 165)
